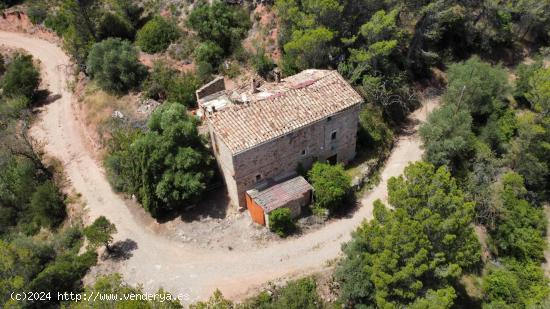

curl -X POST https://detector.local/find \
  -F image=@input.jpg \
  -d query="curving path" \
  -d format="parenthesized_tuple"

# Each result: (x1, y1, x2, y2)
(0, 31, 438, 304)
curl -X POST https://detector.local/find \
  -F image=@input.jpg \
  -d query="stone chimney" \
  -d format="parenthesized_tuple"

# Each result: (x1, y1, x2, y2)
(274, 68, 281, 83)
(195, 76, 225, 102)
(251, 77, 258, 93)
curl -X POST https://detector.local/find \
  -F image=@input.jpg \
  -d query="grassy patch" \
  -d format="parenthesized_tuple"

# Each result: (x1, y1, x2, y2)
(79, 82, 139, 145)
(459, 274, 484, 304)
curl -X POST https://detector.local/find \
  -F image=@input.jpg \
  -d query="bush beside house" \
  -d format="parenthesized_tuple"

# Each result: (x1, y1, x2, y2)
(308, 162, 352, 214)
(269, 208, 295, 237)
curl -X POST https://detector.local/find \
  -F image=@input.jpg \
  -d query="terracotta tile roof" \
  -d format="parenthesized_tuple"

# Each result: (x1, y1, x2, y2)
(208, 70, 363, 154)
(247, 176, 313, 213)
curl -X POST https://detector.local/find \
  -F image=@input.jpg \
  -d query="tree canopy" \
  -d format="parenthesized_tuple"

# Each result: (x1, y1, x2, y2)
(443, 56, 509, 120)
(336, 162, 480, 308)
(187, 1, 251, 55)
(105, 102, 213, 218)
(142, 61, 201, 107)
(0, 50, 99, 308)
(83, 216, 117, 251)
(268, 208, 295, 237)
(308, 162, 351, 213)
(1, 54, 40, 99)
(489, 172, 546, 261)
(420, 103, 475, 170)
(86, 38, 147, 93)
(136, 16, 181, 53)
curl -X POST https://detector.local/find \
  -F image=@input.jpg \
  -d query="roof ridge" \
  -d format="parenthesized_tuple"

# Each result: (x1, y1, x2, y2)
(209, 70, 363, 154)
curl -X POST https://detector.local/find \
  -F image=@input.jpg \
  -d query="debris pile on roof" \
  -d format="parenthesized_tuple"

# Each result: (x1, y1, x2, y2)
(204, 69, 363, 153)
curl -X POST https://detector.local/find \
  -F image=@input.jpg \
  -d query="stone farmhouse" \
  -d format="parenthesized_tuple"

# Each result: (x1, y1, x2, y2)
(196, 69, 363, 225)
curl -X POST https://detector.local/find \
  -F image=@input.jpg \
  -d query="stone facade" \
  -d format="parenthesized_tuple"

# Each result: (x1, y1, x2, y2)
(210, 104, 360, 209)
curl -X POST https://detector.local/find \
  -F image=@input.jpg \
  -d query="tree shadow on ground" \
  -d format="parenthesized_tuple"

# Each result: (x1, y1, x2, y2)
(178, 186, 230, 222)
(102, 238, 138, 261)
(154, 184, 230, 223)
(33, 89, 61, 108)
(331, 197, 361, 219)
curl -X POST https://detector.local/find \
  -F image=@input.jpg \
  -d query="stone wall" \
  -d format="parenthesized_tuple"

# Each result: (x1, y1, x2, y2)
(196, 76, 225, 101)
(209, 123, 239, 207)
(227, 104, 361, 208)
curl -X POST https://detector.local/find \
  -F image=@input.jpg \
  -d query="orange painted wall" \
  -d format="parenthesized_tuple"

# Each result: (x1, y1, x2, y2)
(246, 193, 266, 226)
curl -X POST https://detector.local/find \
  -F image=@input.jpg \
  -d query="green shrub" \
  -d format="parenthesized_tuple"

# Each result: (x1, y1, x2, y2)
(193, 41, 224, 68)
(271, 277, 322, 308)
(105, 103, 213, 218)
(308, 162, 351, 213)
(55, 226, 83, 254)
(484, 267, 520, 305)
(190, 290, 233, 309)
(167, 73, 201, 107)
(311, 204, 329, 218)
(1, 54, 40, 99)
(187, 1, 251, 54)
(44, 12, 70, 36)
(241, 277, 325, 308)
(0, 96, 31, 118)
(141, 61, 174, 100)
(479, 108, 518, 155)
(167, 33, 200, 61)
(83, 216, 116, 251)
(269, 208, 295, 237)
(27, 4, 48, 25)
(86, 38, 147, 93)
(514, 59, 543, 103)
(482, 259, 549, 307)
(252, 49, 276, 78)
(220, 61, 241, 79)
(104, 127, 142, 193)
(28, 251, 98, 306)
(97, 12, 135, 41)
(142, 61, 201, 107)
(196, 61, 214, 83)
(30, 181, 66, 229)
(70, 274, 184, 308)
(358, 104, 393, 151)
(136, 16, 181, 53)
(490, 172, 546, 261)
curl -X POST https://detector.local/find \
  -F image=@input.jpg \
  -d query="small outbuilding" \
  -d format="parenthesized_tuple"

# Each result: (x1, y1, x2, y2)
(245, 175, 313, 226)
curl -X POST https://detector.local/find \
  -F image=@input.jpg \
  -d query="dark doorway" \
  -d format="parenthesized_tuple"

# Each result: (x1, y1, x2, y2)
(327, 154, 337, 165)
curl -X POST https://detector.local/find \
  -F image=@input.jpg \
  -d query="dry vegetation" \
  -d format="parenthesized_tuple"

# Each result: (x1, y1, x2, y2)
(76, 81, 144, 151)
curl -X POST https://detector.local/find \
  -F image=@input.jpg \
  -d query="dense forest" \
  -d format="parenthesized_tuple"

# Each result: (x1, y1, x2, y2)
(0, 52, 99, 308)
(0, 0, 549, 308)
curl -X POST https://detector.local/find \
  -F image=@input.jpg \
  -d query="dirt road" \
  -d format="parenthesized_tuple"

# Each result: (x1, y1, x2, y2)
(0, 31, 438, 304)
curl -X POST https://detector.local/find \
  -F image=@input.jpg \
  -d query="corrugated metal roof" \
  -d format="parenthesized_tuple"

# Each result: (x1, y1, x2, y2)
(208, 70, 363, 154)
(247, 176, 313, 213)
